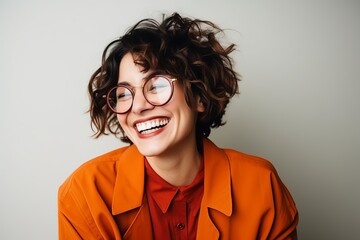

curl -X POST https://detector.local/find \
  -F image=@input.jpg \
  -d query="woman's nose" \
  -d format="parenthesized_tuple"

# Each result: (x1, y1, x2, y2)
(131, 89, 154, 114)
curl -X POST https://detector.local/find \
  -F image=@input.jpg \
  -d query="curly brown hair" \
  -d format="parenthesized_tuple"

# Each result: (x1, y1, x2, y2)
(88, 12, 240, 144)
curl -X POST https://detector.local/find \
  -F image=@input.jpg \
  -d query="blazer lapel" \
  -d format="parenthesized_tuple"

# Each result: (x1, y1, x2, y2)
(196, 138, 233, 240)
(196, 206, 220, 240)
(121, 200, 153, 240)
(112, 144, 145, 215)
(112, 145, 153, 239)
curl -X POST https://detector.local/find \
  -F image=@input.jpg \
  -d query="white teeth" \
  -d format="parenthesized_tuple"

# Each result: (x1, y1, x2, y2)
(136, 119, 169, 133)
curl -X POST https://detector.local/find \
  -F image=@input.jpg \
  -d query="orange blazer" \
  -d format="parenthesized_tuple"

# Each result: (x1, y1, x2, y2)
(58, 138, 298, 239)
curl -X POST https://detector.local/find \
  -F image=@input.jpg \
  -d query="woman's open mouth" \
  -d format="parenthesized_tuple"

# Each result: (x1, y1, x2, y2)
(135, 118, 169, 134)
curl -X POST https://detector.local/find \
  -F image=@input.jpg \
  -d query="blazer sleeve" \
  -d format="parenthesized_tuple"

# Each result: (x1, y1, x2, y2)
(267, 169, 299, 240)
(58, 178, 102, 240)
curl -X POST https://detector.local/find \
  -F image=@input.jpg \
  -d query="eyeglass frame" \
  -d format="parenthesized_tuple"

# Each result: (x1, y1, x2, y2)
(104, 75, 177, 114)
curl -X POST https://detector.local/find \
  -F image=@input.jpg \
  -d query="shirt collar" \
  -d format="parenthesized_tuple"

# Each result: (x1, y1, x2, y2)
(144, 159, 178, 213)
(144, 158, 204, 214)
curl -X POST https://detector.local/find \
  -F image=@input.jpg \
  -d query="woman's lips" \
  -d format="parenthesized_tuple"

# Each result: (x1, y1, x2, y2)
(135, 118, 169, 134)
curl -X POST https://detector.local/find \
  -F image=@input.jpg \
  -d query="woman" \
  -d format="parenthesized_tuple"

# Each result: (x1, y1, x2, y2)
(58, 12, 298, 239)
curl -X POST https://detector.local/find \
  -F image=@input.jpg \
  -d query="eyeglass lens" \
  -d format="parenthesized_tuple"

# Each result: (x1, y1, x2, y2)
(107, 76, 174, 114)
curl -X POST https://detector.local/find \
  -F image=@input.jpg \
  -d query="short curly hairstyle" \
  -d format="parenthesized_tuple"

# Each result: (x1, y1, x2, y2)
(88, 12, 240, 144)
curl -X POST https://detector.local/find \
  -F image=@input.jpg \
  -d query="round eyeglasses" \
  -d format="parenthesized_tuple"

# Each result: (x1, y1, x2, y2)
(105, 75, 177, 114)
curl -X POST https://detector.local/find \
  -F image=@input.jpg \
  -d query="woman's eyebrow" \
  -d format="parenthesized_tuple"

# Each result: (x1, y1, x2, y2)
(117, 69, 167, 85)
(117, 74, 154, 86)
(117, 81, 131, 86)
(145, 70, 166, 79)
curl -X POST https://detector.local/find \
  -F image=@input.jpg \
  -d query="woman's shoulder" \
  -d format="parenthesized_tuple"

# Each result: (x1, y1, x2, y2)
(58, 145, 131, 198)
(72, 146, 130, 175)
(204, 138, 278, 175)
(223, 148, 276, 173)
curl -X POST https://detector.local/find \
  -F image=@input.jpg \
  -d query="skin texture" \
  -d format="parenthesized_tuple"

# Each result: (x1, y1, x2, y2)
(116, 53, 204, 186)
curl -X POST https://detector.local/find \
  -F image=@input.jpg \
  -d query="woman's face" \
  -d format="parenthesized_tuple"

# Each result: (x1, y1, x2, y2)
(116, 53, 204, 157)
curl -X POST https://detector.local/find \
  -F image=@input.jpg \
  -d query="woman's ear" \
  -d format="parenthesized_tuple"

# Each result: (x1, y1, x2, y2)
(196, 96, 205, 113)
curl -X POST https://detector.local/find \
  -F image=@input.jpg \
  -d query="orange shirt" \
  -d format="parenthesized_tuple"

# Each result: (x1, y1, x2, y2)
(145, 159, 204, 240)
(58, 138, 298, 239)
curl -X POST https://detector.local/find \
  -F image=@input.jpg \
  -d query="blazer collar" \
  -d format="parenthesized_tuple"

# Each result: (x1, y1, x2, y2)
(112, 144, 145, 215)
(111, 138, 233, 217)
(202, 138, 233, 216)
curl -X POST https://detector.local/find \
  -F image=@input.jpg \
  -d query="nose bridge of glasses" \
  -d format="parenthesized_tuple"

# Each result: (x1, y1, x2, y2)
(131, 85, 147, 99)
(131, 84, 152, 109)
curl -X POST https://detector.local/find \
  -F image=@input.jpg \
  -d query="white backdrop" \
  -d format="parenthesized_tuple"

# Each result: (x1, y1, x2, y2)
(1, 0, 359, 239)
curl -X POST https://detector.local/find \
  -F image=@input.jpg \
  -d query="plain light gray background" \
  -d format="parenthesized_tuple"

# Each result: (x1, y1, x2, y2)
(1, 0, 359, 239)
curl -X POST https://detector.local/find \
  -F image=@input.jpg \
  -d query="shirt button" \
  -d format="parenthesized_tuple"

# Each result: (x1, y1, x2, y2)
(176, 223, 185, 230)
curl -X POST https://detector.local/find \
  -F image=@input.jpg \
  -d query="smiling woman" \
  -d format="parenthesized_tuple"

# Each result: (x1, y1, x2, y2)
(58, 12, 298, 239)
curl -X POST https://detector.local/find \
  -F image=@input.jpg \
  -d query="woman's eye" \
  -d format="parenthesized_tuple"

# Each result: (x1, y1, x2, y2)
(146, 77, 170, 93)
(116, 88, 132, 101)
(149, 83, 167, 92)
(117, 93, 125, 99)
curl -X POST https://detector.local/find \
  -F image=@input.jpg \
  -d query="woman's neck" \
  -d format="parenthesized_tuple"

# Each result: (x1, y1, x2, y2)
(145, 144, 202, 187)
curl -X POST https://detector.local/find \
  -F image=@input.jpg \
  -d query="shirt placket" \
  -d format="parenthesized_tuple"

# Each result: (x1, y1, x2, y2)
(171, 200, 187, 240)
